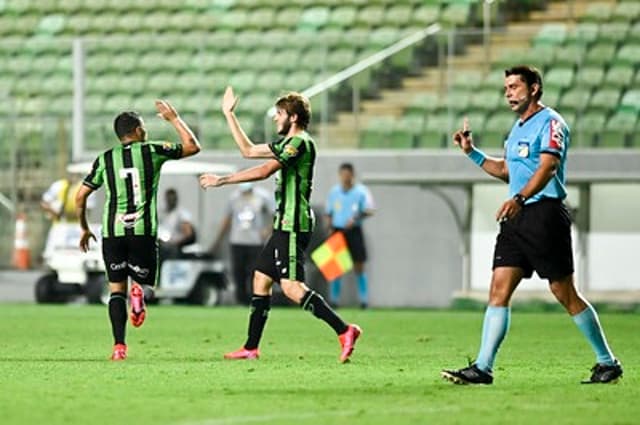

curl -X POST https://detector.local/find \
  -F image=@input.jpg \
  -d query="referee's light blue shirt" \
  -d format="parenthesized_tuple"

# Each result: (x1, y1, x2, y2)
(325, 183, 374, 228)
(504, 106, 569, 203)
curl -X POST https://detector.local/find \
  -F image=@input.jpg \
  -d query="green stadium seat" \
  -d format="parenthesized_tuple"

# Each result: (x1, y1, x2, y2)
(468, 89, 502, 113)
(584, 43, 616, 66)
(360, 116, 396, 149)
(544, 67, 574, 90)
(451, 70, 482, 90)
(210, 0, 237, 12)
(390, 115, 423, 149)
(246, 8, 275, 30)
(406, 93, 439, 115)
(217, 9, 248, 31)
(620, 90, 640, 114)
(255, 71, 285, 92)
(532, 23, 567, 46)
(422, 112, 453, 148)
(558, 88, 591, 114)
(287, 71, 315, 91)
(588, 89, 621, 112)
(630, 22, 640, 42)
(328, 6, 356, 29)
(385, 5, 412, 27)
(85, 95, 106, 115)
(597, 22, 629, 44)
(146, 74, 179, 94)
(603, 66, 634, 89)
(355, 5, 386, 28)
(462, 111, 487, 135)
(441, 3, 471, 27)
(482, 112, 514, 149)
(565, 22, 599, 46)
(412, 4, 440, 26)
(613, 44, 640, 67)
(369, 27, 400, 49)
(298, 6, 330, 32)
(573, 112, 605, 147)
(574, 67, 604, 89)
(582, 3, 613, 22)
(553, 45, 585, 67)
(601, 111, 637, 147)
(327, 48, 356, 71)
(228, 71, 257, 94)
(36, 14, 65, 36)
(511, 45, 555, 69)
(612, 2, 640, 21)
(481, 69, 506, 90)
(440, 90, 470, 114)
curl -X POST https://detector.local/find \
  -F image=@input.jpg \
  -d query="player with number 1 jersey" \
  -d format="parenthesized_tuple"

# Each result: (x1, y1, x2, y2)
(75, 100, 200, 361)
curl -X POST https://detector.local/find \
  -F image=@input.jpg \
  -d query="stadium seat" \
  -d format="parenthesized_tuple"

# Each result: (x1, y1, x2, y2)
(298, 6, 330, 32)
(612, 2, 640, 21)
(328, 6, 357, 29)
(573, 112, 606, 147)
(619, 90, 640, 114)
(603, 66, 634, 89)
(532, 23, 567, 46)
(558, 89, 591, 114)
(412, 4, 440, 26)
(390, 115, 422, 148)
(406, 93, 440, 115)
(565, 22, 599, 46)
(589, 88, 621, 112)
(553, 45, 585, 67)
(574, 67, 604, 89)
(613, 44, 640, 67)
(360, 116, 395, 149)
(584, 43, 616, 66)
(441, 3, 471, 27)
(421, 111, 452, 148)
(597, 22, 629, 44)
(601, 111, 637, 147)
(544, 67, 574, 90)
(468, 89, 501, 113)
(582, 2, 614, 22)
(482, 112, 514, 149)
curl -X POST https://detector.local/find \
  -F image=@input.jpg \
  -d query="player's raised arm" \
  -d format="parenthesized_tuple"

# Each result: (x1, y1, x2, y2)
(221, 86, 275, 159)
(453, 117, 509, 183)
(155, 100, 201, 158)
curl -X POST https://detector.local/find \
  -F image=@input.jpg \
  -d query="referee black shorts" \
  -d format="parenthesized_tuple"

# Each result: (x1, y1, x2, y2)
(493, 198, 574, 280)
(333, 226, 368, 263)
(102, 235, 159, 286)
(255, 230, 312, 283)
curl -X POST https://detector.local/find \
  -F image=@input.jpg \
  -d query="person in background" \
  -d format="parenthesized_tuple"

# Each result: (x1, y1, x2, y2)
(211, 182, 274, 305)
(325, 163, 375, 309)
(158, 188, 196, 259)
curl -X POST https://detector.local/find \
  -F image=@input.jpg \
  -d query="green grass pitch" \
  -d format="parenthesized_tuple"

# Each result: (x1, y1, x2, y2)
(0, 305, 637, 425)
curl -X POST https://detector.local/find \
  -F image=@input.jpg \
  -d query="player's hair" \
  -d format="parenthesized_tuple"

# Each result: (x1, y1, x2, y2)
(339, 162, 354, 173)
(114, 111, 143, 140)
(505, 65, 543, 100)
(275, 92, 311, 129)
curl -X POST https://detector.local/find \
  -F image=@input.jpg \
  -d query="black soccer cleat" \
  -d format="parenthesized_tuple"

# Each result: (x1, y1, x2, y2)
(441, 364, 493, 385)
(581, 360, 623, 384)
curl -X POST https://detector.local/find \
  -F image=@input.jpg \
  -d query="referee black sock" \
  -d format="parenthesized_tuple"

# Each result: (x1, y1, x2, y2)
(244, 294, 271, 350)
(108, 292, 127, 345)
(301, 290, 349, 335)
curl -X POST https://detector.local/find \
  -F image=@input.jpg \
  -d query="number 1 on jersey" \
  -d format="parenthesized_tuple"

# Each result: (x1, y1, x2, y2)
(119, 167, 141, 206)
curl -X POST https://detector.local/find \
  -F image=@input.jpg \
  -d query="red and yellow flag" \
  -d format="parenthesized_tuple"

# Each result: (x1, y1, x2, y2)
(311, 232, 353, 282)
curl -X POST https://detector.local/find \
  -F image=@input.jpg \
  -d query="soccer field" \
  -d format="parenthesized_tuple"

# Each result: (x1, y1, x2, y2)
(0, 306, 637, 425)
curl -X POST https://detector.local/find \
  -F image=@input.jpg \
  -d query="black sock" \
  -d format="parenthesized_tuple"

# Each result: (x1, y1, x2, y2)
(244, 294, 271, 350)
(109, 292, 127, 345)
(301, 290, 349, 335)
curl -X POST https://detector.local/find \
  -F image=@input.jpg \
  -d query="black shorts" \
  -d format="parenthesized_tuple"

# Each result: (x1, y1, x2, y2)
(102, 236, 159, 286)
(255, 230, 311, 283)
(333, 226, 367, 263)
(493, 198, 574, 280)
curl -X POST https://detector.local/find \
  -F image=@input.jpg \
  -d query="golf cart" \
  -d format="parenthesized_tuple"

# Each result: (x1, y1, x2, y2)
(35, 160, 235, 306)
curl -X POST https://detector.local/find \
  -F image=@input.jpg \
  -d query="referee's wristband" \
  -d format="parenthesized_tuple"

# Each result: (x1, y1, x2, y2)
(467, 147, 487, 167)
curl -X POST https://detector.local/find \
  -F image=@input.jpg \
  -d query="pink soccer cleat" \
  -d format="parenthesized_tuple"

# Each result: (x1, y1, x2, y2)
(339, 324, 362, 363)
(223, 347, 260, 360)
(129, 283, 146, 328)
(111, 344, 127, 361)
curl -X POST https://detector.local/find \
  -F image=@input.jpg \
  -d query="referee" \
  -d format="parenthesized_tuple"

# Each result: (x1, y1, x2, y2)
(76, 100, 201, 360)
(441, 65, 622, 385)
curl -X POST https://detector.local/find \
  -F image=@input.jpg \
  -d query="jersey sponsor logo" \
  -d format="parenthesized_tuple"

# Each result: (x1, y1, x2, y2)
(110, 261, 127, 271)
(549, 119, 565, 150)
(128, 263, 150, 278)
(283, 144, 298, 157)
(118, 211, 142, 228)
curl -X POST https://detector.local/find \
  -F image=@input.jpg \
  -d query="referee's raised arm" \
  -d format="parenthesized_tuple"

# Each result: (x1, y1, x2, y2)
(453, 117, 508, 183)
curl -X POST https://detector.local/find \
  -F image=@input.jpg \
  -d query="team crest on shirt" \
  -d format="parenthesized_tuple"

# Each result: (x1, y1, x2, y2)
(162, 142, 173, 151)
(549, 119, 565, 150)
(283, 144, 298, 157)
(518, 141, 530, 158)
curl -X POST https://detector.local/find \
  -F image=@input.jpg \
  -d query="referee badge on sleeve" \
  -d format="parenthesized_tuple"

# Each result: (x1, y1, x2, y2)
(518, 141, 530, 158)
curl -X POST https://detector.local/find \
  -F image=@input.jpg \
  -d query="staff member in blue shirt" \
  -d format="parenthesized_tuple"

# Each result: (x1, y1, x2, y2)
(325, 163, 375, 308)
(442, 65, 622, 385)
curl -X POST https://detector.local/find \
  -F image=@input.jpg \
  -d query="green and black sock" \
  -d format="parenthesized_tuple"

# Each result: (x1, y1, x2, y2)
(301, 290, 348, 335)
(108, 292, 127, 345)
(244, 294, 271, 350)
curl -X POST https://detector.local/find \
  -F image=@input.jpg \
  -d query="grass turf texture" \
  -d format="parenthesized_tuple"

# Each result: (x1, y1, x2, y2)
(0, 306, 637, 425)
